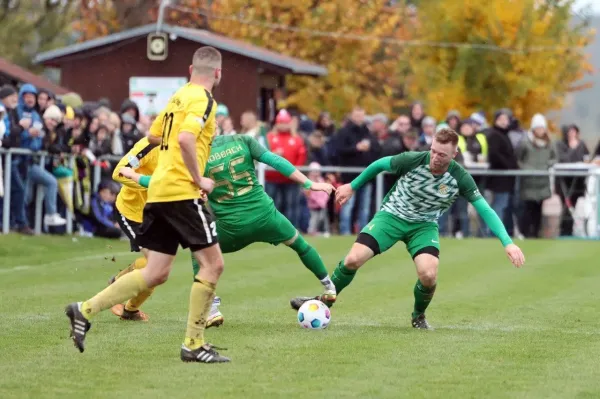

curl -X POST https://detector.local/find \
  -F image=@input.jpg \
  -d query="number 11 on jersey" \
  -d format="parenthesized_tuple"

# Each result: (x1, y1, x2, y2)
(160, 112, 174, 150)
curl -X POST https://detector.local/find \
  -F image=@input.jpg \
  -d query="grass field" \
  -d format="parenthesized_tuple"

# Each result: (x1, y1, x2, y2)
(1, 234, 600, 399)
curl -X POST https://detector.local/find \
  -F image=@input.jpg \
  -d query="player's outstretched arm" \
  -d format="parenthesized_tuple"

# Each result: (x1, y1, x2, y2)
(118, 167, 152, 189)
(335, 156, 394, 205)
(257, 151, 334, 194)
(113, 150, 145, 189)
(472, 198, 525, 268)
(243, 134, 334, 194)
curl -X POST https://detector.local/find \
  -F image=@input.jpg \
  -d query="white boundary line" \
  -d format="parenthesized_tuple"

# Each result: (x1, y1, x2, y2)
(0, 252, 132, 274)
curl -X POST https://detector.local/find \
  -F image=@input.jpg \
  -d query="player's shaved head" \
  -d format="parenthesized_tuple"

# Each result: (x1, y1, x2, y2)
(192, 46, 222, 74)
(190, 46, 223, 88)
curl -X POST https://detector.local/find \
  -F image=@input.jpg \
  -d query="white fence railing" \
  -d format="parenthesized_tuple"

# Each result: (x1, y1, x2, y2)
(2, 148, 599, 237)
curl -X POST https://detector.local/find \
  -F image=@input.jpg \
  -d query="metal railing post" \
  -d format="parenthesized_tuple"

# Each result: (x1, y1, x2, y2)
(375, 172, 384, 211)
(34, 154, 46, 235)
(66, 154, 75, 235)
(93, 161, 101, 192)
(2, 151, 12, 234)
(257, 161, 265, 186)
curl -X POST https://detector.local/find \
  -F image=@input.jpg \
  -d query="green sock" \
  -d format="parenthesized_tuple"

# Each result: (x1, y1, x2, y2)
(289, 235, 328, 280)
(331, 261, 356, 295)
(412, 280, 436, 319)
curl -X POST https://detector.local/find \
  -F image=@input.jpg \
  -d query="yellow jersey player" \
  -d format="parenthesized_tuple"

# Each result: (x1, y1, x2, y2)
(65, 46, 230, 363)
(106, 137, 224, 327)
(108, 136, 158, 322)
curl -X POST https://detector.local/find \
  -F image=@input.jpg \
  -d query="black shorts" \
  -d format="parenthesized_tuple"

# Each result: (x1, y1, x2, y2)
(137, 199, 218, 256)
(115, 210, 142, 252)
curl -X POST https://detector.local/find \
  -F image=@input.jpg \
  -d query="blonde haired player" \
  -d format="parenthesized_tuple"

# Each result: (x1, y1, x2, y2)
(106, 136, 224, 327)
(291, 128, 525, 329)
(65, 46, 231, 363)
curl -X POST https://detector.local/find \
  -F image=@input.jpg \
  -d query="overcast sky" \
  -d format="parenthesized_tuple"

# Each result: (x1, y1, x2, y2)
(573, 0, 600, 14)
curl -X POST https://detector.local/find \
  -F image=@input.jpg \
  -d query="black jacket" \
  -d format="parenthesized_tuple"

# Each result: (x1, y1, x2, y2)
(486, 126, 519, 192)
(2, 107, 23, 149)
(335, 121, 381, 182)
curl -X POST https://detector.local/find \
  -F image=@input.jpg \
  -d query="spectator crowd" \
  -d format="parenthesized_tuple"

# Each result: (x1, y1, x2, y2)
(1, 82, 600, 241)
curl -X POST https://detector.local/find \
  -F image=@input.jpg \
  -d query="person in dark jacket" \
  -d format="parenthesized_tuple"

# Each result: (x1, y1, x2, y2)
(409, 101, 425, 131)
(120, 99, 140, 122)
(120, 113, 142, 153)
(485, 109, 519, 236)
(0, 85, 32, 234)
(37, 89, 55, 115)
(555, 124, 590, 236)
(316, 111, 336, 138)
(335, 106, 381, 234)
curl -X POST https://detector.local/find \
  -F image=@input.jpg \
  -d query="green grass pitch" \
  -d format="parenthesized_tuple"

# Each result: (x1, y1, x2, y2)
(1, 234, 600, 399)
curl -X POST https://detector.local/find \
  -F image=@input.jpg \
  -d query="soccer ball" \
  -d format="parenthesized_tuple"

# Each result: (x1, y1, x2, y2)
(297, 299, 331, 329)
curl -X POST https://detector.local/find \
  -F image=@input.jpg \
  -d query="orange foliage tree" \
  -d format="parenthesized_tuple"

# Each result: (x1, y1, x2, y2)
(407, 0, 595, 125)
(72, 0, 156, 42)
(192, 0, 415, 120)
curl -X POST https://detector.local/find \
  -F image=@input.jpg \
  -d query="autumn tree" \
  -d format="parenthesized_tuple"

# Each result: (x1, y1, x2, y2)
(407, 0, 594, 125)
(196, 0, 414, 120)
(0, 0, 78, 69)
(72, 0, 157, 42)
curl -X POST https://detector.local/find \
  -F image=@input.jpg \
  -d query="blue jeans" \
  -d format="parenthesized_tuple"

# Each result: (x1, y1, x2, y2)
(339, 183, 372, 235)
(10, 162, 29, 228)
(488, 192, 511, 237)
(26, 164, 59, 215)
(265, 182, 301, 228)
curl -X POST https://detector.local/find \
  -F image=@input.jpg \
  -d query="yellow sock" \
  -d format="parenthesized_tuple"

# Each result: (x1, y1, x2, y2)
(184, 279, 216, 350)
(82, 269, 148, 320)
(124, 287, 155, 312)
(115, 257, 147, 280)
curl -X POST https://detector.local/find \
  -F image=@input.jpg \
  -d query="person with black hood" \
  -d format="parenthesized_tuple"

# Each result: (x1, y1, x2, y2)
(446, 110, 461, 131)
(555, 124, 590, 236)
(335, 106, 381, 234)
(120, 99, 140, 123)
(120, 113, 143, 153)
(485, 108, 519, 237)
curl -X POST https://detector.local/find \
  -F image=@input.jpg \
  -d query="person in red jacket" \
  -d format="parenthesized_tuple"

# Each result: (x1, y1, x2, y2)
(265, 109, 307, 227)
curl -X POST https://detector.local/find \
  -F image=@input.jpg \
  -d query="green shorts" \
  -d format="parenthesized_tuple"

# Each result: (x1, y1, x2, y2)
(360, 211, 440, 258)
(192, 209, 296, 275)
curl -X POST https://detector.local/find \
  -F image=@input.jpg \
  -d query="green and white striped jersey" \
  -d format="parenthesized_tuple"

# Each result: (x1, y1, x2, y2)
(382, 151, 482, 223)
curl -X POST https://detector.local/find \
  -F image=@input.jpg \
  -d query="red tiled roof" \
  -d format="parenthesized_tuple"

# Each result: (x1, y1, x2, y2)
(0, 57, 70, 95)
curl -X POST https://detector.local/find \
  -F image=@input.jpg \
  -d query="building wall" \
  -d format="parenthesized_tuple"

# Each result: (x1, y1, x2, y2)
(54, 37, 259, 125)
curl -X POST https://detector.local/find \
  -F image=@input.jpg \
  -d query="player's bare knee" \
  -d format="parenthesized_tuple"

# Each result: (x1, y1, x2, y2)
(344, 251, 365, 270)
(418, 268, 437, 287)
(414, 254, 439, 287)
